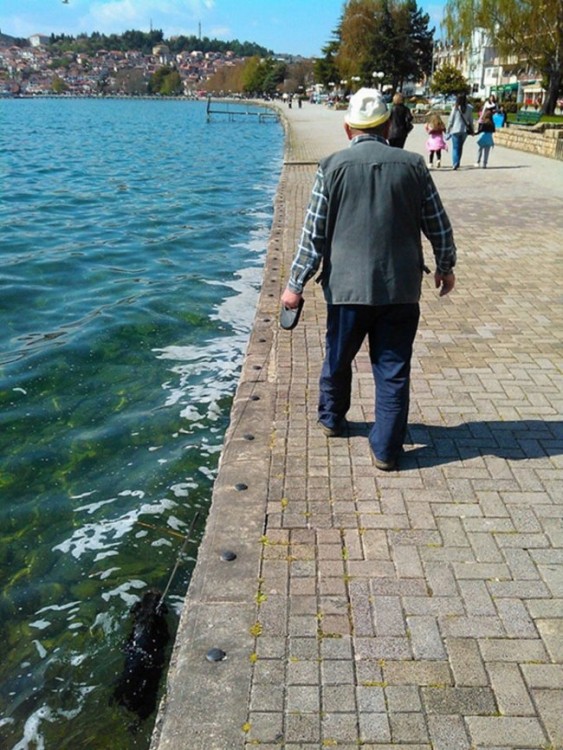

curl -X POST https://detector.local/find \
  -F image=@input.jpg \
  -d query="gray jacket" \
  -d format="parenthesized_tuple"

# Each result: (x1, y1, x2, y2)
(319, 138, 431, 306)
(447, 103, 474, 135)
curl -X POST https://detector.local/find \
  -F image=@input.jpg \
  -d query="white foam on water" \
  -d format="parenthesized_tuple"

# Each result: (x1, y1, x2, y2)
(10, 683, 95, 750)
(32, 641, 47, 659)
(93, 550, 120, 562)
(198, 465, 217, 480)
(37, 601, 81, 614)
(156, 337, 245, 436)
(12, 704, 53, 750)
(74, 497, 115, 514)
(69, 490, 97, 500)
(101, 579, 146, 606)
(167, 515, 187, 531)
(154, 258, 267, 440)
(152, 538, 173, 548)
(88, 566, 121, 580)
(90, 611, 119, 636)
(208, 265, 264, 334)
(176, 403, 202, 420)
(53, 497, 178, 559)
(170, 481, 198, 497)
(166, 594, 186, 616)
(118, 489, 146, 499)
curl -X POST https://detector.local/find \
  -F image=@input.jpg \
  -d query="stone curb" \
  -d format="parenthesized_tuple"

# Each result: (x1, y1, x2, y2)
(151, 101, 563, 750)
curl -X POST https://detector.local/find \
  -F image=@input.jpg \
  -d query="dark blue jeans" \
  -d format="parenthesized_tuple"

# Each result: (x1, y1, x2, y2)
(450, 132, 467, 168)
(318, 303, 420, 461)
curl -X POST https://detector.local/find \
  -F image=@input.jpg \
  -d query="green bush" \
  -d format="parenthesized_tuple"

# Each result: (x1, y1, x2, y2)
(501, 100, 518, 113)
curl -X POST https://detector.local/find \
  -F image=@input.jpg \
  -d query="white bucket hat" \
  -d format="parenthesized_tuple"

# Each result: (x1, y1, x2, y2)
(345, 87, 390, 129)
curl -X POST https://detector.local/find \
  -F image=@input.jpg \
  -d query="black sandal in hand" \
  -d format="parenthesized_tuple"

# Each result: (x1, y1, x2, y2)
(279, 298, 304, 330)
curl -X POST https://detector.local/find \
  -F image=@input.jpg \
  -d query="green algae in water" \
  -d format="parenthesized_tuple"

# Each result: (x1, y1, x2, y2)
(0, 97, 282, 749)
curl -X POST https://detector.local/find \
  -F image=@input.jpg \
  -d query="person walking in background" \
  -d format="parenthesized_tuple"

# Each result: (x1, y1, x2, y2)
(425, 113, 448, 168)
(387, 92, 414, 148)
(493, 105, 507, 129)
(481, 93, 498, 117)
(446, 93, 474, 170)
(475, 108, 496, 168)
(280, 88, 457, 471)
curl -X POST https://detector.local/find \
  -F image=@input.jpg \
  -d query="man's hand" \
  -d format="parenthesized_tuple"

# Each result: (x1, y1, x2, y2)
(434, 271, 455, 297)
(281, 288, 303, 309)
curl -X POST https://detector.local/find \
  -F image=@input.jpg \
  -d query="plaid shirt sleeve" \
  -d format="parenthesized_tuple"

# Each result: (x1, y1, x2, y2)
(287, 166, 327, 294)
(420, 171, 457, 274)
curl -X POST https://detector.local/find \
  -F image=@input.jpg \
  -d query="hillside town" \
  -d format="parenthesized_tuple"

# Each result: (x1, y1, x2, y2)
(0, 29, 556, 111)
(0, 32, 278, 97)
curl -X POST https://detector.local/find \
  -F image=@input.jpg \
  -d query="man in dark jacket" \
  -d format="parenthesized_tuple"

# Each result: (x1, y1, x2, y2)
(388, 92, 414, 148)
(281, 88, 456, 470)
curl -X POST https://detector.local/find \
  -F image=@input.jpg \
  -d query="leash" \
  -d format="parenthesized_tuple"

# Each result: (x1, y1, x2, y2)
(157, 511, 200, 613)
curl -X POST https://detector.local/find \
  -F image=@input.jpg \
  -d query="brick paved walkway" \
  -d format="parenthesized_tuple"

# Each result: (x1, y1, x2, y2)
(151, 103, 563, 750)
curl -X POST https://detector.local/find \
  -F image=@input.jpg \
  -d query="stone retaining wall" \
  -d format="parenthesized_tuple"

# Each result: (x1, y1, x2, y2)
(494, 124, 563, 160)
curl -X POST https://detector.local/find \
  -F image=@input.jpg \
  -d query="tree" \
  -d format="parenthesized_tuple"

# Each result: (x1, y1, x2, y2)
(51, 76, 68, 94)
(161, 70, 183, 95)
(241, 56, 264, 94)
(430, 62, 469, 95)
(284, 60, 314, 93)
(148, 66, 183, 95)
(337, 0, 380, 82)
(205, 62, 246, 94)
(261, 59, 287, 95)
(47, 29, 271, 58)
(108, 68, 146, 95)
(314, 39, 341, 87)
(334, 0, 434, 92)
(443, 0, 563, 114)
(240, 57, 286, 95)
(393, 0, 434, 88)
(49, 56, 72, 70)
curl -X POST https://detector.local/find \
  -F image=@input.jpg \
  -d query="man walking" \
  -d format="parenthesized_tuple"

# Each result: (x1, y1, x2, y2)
(281, 88, 457, 471)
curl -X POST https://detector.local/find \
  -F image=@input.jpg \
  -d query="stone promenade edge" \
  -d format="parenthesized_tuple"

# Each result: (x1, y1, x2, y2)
(151, 102, 563, 750)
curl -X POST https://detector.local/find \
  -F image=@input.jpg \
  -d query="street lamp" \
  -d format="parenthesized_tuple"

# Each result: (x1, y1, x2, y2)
(351, 75, 361, 91)
(373, 71, 384, 90)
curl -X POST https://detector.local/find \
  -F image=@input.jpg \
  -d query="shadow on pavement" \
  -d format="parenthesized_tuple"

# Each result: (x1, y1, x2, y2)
(347, 419, 562, 466)
(467, 165, 530, 170)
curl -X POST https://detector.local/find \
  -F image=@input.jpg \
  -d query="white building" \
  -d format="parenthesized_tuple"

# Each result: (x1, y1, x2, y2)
(433, 28, 545, 107)
(29, 34, 50, 48)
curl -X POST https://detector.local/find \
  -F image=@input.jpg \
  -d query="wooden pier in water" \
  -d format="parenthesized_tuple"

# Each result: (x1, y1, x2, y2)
(206, 97, 279, 123)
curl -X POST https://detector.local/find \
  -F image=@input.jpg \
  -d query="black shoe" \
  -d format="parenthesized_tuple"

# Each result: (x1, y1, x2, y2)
(374, 457, 398, 471)
(317, 419, 346, 437)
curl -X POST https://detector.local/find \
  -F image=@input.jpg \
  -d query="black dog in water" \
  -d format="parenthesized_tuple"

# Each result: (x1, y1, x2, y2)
(112, 590, 170, 721)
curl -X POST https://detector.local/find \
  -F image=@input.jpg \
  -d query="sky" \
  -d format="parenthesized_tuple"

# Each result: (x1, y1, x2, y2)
(0, 0, 446, 58)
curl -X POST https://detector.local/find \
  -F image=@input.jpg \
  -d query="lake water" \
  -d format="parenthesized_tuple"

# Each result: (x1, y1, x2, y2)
(0, 97, 283, 749)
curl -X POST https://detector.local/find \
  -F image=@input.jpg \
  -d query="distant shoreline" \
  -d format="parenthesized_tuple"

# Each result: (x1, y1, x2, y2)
(1, 93, 271, 104)
(2, 93, 205, 101)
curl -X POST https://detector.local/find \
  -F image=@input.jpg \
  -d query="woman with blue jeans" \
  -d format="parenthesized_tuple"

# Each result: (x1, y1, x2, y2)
(446, 94, 474, 170)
